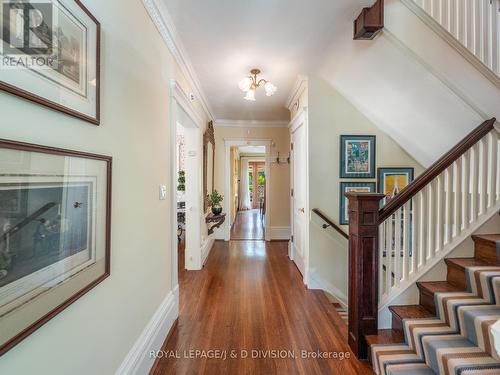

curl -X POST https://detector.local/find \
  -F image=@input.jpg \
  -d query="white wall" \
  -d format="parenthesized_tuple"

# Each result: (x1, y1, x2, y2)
(0, 1, 207, 373)
(317, 0, 497, 168)
(306, 76, 423, 305)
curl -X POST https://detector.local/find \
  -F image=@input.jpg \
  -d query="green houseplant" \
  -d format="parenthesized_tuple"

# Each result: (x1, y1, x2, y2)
(177, 170, 185, 192)
(207, 190, 224, 215)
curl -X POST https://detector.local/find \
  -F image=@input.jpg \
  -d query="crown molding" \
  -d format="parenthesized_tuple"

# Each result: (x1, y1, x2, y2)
(142, 0, 214, 121)
(286, 75, 308, 110)
(215, 119, 289, 128)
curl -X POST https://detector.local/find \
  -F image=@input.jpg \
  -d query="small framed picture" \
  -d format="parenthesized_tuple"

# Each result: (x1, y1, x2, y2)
(339, 182, 376, 225)
(0, 139, 111, 356)
(340, 135, 376, 178)
(0, 0, 101, 124)
(377, 167, 415, 206)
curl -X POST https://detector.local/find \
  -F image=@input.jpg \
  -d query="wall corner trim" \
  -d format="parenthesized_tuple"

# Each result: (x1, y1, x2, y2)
(201, 236, 215, 266)
(115, 286, 180, 375)
(142, 0, 214, 120)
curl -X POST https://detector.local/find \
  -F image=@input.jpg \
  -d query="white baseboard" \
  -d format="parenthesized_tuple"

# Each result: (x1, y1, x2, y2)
(269, 226, 291, 240)
(115, 286, 179, 375)
(201, 236, 215, 265)
(307, 269, 348, 310)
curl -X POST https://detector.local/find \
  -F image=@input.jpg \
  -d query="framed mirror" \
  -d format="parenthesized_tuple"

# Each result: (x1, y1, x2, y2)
(203, 121, 215, 212)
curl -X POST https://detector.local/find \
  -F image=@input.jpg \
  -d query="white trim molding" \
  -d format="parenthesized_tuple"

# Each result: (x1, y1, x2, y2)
(269, 226, 291, 240)
(286, 75, 308, 111)
(201, 236, 215, 266)
(215, 119, 289, 128)
(307, 269, 348, 310)
(115, 286, 179, 375)
(142, 0, 214, 120)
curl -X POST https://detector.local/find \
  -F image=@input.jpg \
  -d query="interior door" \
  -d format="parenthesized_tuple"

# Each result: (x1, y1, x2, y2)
(291, 119, 307, 277)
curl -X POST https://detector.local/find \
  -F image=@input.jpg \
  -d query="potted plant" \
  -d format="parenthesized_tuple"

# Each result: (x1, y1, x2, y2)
(207, 190, 224, 215)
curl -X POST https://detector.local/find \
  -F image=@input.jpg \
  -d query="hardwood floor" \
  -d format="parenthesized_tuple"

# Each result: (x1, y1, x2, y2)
(230, 209, 265, 240)
(152, 240, 374, 375)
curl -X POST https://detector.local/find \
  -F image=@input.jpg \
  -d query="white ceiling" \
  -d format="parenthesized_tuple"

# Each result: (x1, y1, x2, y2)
(163, 0, 372, 122)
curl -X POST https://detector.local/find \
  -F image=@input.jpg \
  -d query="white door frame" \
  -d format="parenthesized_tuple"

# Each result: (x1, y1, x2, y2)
(169, 80, 204, 286)
(224, 138, 272, 241)
(289, 106, 310, 285)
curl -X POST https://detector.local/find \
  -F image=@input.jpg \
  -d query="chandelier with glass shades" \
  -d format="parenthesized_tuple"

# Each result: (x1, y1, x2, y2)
(238, 69, 277, 101)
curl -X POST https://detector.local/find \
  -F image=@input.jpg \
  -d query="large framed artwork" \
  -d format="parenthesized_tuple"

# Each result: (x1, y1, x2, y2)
(0, 0, 100, 124)
(0, 139, 111, 356)
(339, 182, 376, 225)
(377, 167, 414, 206)
(340, 135, 376, 178)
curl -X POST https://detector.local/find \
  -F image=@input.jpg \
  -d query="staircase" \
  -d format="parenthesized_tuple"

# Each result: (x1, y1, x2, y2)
(368, 234, 500, 374)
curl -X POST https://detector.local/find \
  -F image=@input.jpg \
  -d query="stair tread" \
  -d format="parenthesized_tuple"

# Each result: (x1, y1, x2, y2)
(366, 329, 404, 346)
(445, 257, 492, 268)
(472, 234, 500, 244)
(417, 281, 464, 294)
(389, 305, 434, 320)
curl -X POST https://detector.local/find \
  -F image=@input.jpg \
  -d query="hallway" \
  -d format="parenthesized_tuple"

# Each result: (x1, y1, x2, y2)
(151, 241, 373, 375)
(230, 209, 265, 240)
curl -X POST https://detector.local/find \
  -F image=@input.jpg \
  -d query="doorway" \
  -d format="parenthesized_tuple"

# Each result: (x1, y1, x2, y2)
(230, 151, 266, 240)
(289, 108, 309, 282)
(224, 140, 272, 241)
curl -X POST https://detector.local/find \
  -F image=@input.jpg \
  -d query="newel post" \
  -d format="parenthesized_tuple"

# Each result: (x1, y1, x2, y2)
(345, 192, 385, 359)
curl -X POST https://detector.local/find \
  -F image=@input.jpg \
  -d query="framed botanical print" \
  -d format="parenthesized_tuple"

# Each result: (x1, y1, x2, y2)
(378, 167, 414, 206)
(0, 139, 111, 356)
(0, 0, 100, 124)
(340, 135, 376, 178)
(339, 182, 376, 225)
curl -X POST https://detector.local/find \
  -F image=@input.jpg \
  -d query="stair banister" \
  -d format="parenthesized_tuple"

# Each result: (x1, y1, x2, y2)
(347, 118, 499, 359)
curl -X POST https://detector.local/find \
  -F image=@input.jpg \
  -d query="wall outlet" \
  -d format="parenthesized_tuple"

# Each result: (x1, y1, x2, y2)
(159, 185, 167, 200)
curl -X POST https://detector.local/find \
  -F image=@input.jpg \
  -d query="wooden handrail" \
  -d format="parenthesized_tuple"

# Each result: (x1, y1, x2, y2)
(378, 118, 497, 223)
(312, 208, 349, 240)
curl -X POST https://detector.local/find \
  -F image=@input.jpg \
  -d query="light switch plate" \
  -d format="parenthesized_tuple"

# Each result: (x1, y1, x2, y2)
(159, 185, 167, 200)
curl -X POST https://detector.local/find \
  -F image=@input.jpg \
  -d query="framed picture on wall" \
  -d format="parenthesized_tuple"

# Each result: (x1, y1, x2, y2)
(339, 182, 376, 225)
(377, 167, 414, 206)
(0, 0, 101, 124)
(0, 139, 111, 356)
(340, 135, 376, 178)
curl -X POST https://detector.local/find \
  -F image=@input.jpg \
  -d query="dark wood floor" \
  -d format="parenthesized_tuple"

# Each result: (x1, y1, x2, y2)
(230, 209, 265, 240)
(151, 240, 373, 375)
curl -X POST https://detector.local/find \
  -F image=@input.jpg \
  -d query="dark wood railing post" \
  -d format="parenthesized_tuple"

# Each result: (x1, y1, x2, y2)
(345, 192, 385, 359)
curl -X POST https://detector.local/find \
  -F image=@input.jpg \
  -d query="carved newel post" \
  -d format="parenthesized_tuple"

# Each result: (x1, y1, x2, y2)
(345, 192, 385, 359)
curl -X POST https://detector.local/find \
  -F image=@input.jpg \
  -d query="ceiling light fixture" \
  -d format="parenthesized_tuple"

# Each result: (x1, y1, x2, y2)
(239, 69, 277, 101)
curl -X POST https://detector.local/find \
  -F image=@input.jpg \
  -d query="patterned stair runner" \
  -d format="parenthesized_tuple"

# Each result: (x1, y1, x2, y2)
(372, 266, 500, 375)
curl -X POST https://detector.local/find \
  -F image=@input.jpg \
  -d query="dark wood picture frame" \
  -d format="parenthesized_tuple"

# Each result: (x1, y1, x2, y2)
(203, 121, 215, 212)
(0, 0, 101, 125)
(0, 138, 112, 356)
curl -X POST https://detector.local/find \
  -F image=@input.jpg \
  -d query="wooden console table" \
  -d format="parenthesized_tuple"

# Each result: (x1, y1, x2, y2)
(206, 213, 226, 235)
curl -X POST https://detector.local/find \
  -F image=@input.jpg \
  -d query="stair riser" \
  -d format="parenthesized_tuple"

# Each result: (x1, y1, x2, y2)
(446, 264, 467, 290)
(419, 290, 436, 315)
(474, 240, 499, 265)
(392, 315, 403, 334)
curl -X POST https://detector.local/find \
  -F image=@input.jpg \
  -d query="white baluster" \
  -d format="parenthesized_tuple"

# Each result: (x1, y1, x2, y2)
(437, 172, 446, 251)
(445, 165, 454, 244)
(428, 181, 437, 258)
(386, 214, 394, 292)
(379, 223, 386, 298)
(454, 159, 463, 237)
(411, 195, 420, 274)
(471, 143, 480, 221)
(462, 151, 471, 230)
(394, 208, 403, 287)
(488, 132, 498, 208)
(420, 189, 428, 265)
(480, 138, 488, 214)
(403, 201, 412, 281)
